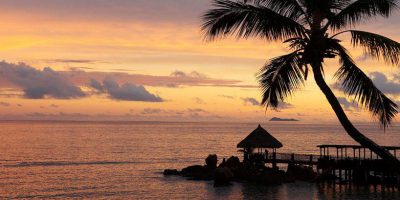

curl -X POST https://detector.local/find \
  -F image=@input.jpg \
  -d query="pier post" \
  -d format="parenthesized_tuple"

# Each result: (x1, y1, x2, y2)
(364, 170, 369, 184)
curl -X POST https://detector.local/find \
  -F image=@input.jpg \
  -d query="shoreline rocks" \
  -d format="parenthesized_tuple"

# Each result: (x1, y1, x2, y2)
(163, 154, 318, 187)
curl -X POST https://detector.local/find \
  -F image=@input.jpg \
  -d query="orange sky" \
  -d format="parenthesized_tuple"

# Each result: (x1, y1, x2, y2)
(0, 0, 399, 124)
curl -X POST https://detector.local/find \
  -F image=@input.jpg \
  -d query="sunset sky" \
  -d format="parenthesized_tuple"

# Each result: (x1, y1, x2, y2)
(0, 0, 400, 123)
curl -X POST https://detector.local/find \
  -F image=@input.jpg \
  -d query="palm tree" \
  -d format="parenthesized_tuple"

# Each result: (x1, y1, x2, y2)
(202, 0, 400, 168)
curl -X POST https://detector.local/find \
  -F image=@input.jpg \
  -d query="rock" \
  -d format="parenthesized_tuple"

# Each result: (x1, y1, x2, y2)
(163, 169, 180, 176)
(246, 168, 285, 184)
(286, 164, 317, 181)
(214, 167, 234, 186)
(225, 156, 241, 168)
(181, 165, 214, 180)
(205, 154, 218, 169)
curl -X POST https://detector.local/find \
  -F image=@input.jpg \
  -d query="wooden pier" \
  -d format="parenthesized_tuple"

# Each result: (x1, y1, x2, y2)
(237, 125, 400, 185)
(259, 145, 400, 185)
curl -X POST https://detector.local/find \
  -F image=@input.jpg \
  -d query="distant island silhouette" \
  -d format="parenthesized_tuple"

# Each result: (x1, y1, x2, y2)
(269, 117, 299, 122)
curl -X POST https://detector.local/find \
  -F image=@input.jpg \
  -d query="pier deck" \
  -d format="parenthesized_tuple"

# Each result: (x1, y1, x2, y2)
(258, 145, 400, 184)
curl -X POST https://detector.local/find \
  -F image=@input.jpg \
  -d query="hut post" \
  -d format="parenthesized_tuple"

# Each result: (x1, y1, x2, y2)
(363, 148, 366, 159)
(327, 148, 330, 159)
(272, 148, 277, 169)
(320, 147, 322, 158)
(336, 148, 339, 159)
(243, 148, 248, 162)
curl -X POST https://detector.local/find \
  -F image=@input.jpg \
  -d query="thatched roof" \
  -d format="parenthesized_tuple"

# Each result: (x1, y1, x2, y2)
(237, 124, 283, 149)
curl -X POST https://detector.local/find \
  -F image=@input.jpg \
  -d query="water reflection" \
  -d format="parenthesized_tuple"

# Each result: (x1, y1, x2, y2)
(317, 182, 400, 199)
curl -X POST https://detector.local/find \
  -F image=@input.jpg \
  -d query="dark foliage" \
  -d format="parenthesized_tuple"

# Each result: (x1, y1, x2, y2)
(202, 0, 400, 128)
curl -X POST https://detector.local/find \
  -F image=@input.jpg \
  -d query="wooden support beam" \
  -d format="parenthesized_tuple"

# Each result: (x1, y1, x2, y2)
(363, 148, 366, 159)
(327, 148, 330, 158)
(337, 148, 339, 159)
(341, 148, 343, 159)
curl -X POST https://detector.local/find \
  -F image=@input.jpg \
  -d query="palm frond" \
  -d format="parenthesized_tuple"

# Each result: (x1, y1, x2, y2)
(350, 30, 400, 66)
(332, 43, 398, 128)
(243, 0, 306, 21)
(329, 0, 398, 30)
(301, 0, 348, 17)
(257, 52, 305, 109)
(202, 0, 306, 41)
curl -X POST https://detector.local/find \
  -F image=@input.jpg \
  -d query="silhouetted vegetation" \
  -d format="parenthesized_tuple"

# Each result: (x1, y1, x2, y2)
(202, 0, 400, 169)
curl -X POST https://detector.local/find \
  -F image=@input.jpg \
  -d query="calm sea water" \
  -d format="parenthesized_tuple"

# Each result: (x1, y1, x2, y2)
(0, 121, 399, 199)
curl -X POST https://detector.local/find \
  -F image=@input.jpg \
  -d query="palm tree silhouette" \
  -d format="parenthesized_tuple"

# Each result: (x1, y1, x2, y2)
(202, 0, 400, 167)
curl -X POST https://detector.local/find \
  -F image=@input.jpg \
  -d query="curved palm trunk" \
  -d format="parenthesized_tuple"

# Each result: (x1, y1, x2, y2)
(311, 64, 400, 171)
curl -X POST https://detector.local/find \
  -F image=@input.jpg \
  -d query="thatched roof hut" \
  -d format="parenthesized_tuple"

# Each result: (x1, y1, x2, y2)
(237, 124, 283, 149)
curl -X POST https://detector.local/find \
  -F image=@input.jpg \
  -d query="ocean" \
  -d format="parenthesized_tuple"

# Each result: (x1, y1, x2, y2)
(0, 121, 399, 199)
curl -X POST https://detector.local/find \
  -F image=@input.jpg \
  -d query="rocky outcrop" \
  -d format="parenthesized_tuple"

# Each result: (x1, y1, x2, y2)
(181, 165, 214, 180)
(205, 154, 218, 169)
(286, 163, 317, 181)
(164, 154, 317, 187)
(214, 167, 234, 186)
(163, 169, 180, 176)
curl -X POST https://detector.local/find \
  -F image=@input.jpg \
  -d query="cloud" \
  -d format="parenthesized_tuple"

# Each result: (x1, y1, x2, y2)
(0, 61, 254, 101)
(141, 108, 164, 115)
(0, 102, 10, 107)
(51, 59, 96, 64)
(89, 79, 105, 92)
(242, 98, 260, 106)
(219, 95, 235, 99)
(65, 69, 250, 88)
(0, 110, 230, 122)
(0, 0, 209, 25)
(278, 102, 294, 109)
(337, 97, 359, 111)
(170, 70, 205, 78)
(67, 67, 94, 71)
(369, 72, 400, 95)
(193, 97, 205, 104)
(242, 97, 293, 110)
(333, 72, 400, 96)
(187, 108, 208, 113)
(139, 108, 209, 119)
(0, 61, 86, 99)
(89, 79, 163, 102)
(356, 53, 369, 62)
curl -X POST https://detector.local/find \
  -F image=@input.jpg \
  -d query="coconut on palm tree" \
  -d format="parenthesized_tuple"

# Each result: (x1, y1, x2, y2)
(202, 0, 400, 168)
